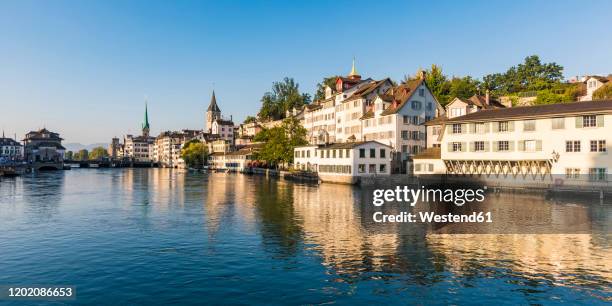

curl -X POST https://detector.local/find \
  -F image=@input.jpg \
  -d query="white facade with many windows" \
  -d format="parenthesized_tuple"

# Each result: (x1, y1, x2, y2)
(414, 100, 612, 187)
(294, 141, 393, 184)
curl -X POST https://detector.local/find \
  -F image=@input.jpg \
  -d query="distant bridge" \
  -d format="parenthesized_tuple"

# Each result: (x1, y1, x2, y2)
(63, 159, 157, 168)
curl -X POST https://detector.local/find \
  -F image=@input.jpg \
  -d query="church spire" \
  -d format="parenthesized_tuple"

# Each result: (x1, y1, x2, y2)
(207, 90, 221, 113)
(142, 101, 150, 137)
(348, 57, 361, 80)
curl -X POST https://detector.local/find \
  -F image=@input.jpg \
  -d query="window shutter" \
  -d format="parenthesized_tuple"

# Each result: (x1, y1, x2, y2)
(492, 122, 499, 133)
(469, 142, 475, 152)
(509, 141, 515, 151)
(447, 142, 453, 152)
(470, 123, 476, 133)
(461, 142, 467, 152)
(518, 140, 525, 151)
(446, 125, 452, 134)
(536, 140, 542, 151)
(508, 121, 515, 132)
(462, 124, 468, 133)
(575, 117, 583, 128)
(484, 141, 490, 152)
(420, 132, 425, 140)
(485, 122, 490, 133)
(492, 141, 498, 152)
(596, 115, 604, 127)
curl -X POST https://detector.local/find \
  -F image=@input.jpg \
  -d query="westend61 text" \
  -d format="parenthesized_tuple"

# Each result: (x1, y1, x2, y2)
(373, 211, 493, 223)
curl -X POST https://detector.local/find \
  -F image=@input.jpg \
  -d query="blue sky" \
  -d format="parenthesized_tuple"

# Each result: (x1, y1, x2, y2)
(1, 0, 611, 144)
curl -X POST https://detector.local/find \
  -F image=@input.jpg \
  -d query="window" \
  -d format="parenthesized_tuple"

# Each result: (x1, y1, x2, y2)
(412, 116, 420, 124)
(401, 145, 408, 153)
(326, 150, 330, 158)
(419, 88, 425, 97)
(427, 102, 433, 111)
(583, 115, 597, 127)
(411, 131, 420, 140)
(565, 168, 580, 179)
(451, 108, 464, 117)
(379, 164, 387, 173)
(432, 126, 441, 136)
(566, 141, 581, 152)
(332, 150, 336, 158)
(412, 101, 422, 110)
(523, 120, 536, 131)
(552, 117, 565, 129)
(401, 131, 408, 140)
(452, 142, 462, 152)
(498, 121, 509, 132)
(475, 123, 486, 133)
(590, 140, 606, 152)
(412, 145, 420, 154)
(345, 149, 350, 158)
(358, 164, 366, 173)
(338, 150, 343, 158)
(428, 164, 434, 172)
(475, 141, 485, 151)
(369, 164, 376, 173)
(403, 115, 409, 124)
(380, 149, 386, 158)
(452, 124, 462, 134)
(359, 148, 365, 158)
(589, 168, 607, 181)
(498, 141, 509, 151)
(524, 140, 536, 152)
(370, 148, 375, 158)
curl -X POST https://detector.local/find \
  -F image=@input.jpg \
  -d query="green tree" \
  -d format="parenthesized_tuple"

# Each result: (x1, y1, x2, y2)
(593, 83, 612, 100)
(65, 151, 73, 160)
(180, 139, 208, 169)
(89, 146, 109, 160)
(423, 64, 451, 104)
(253, 117, 307, 167)
(313, 76, 339, 101)
(448, 76, 480, 101)
(74, 149, 89, 161)
(482, 55, 563, 96)
(258, 77, 311, 121)
(243, 115, 257, 124)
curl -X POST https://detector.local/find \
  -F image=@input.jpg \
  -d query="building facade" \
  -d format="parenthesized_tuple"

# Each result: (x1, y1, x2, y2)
(414, 100, 612, 187)
(123, 104, 155, 162)
(293, 141, 393, 184)
(579, 75, 611, 101)
(0, 135, 23, 161)
(22, 128, 65, 168)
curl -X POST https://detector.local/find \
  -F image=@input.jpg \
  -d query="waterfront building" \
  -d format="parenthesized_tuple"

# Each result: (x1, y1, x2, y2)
(208, 143, 262, 171)
(107, 137, 123, 159)
(293, 141, 393, 184)
(0, 134, 23, 161)
(151, 129, 199, 168)
(579, 75, 611, 101)
(413, 100, 612, 187)
(22, 128, 65, 170)
(300, 63, 442, 173)
(123, 104, 155, 162)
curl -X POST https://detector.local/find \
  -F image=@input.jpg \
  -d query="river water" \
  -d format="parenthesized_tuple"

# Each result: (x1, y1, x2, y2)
(0, 169, 610, 305)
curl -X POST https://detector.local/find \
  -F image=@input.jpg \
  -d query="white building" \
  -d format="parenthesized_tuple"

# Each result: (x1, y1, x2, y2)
(414, 100, 612, 188)
(0, 135, 23, 161)
(151, 130, 199, 168)
(208, 144, 261, 172)
(301, 64, 442, 173)
(294, 141, 393, 184)
(579, 75, 611, 101)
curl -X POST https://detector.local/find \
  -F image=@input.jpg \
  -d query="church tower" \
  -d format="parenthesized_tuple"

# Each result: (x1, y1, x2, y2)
(206, 90, 221, 132)
(142, 102, 150, 138)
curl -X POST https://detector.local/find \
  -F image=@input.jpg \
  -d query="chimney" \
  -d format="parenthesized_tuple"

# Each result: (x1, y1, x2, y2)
(485, 90, 490, 106)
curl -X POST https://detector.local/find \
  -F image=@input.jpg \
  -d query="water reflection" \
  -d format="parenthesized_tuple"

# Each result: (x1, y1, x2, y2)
(0, 169, 609, 304)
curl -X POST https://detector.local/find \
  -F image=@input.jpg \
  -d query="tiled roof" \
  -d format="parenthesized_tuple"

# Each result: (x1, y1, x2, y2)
(297, 140, 392, 150)
(215, 119, 234, 126)
(360, 110, 374, 120)
(0, 138, 21, 146)
(445, 100, 612, 123)
(423, 116, 448, 126)
(380, 78, 425, 116)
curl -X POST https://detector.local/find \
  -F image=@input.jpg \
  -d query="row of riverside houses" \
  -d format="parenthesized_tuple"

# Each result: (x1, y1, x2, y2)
(1, 128, 66, 171)
(291, 62, 611, 187)
(109, 92, 263, 169)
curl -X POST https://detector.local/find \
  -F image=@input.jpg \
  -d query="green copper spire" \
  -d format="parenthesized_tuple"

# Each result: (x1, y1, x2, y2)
(143, 102, 150, 130)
